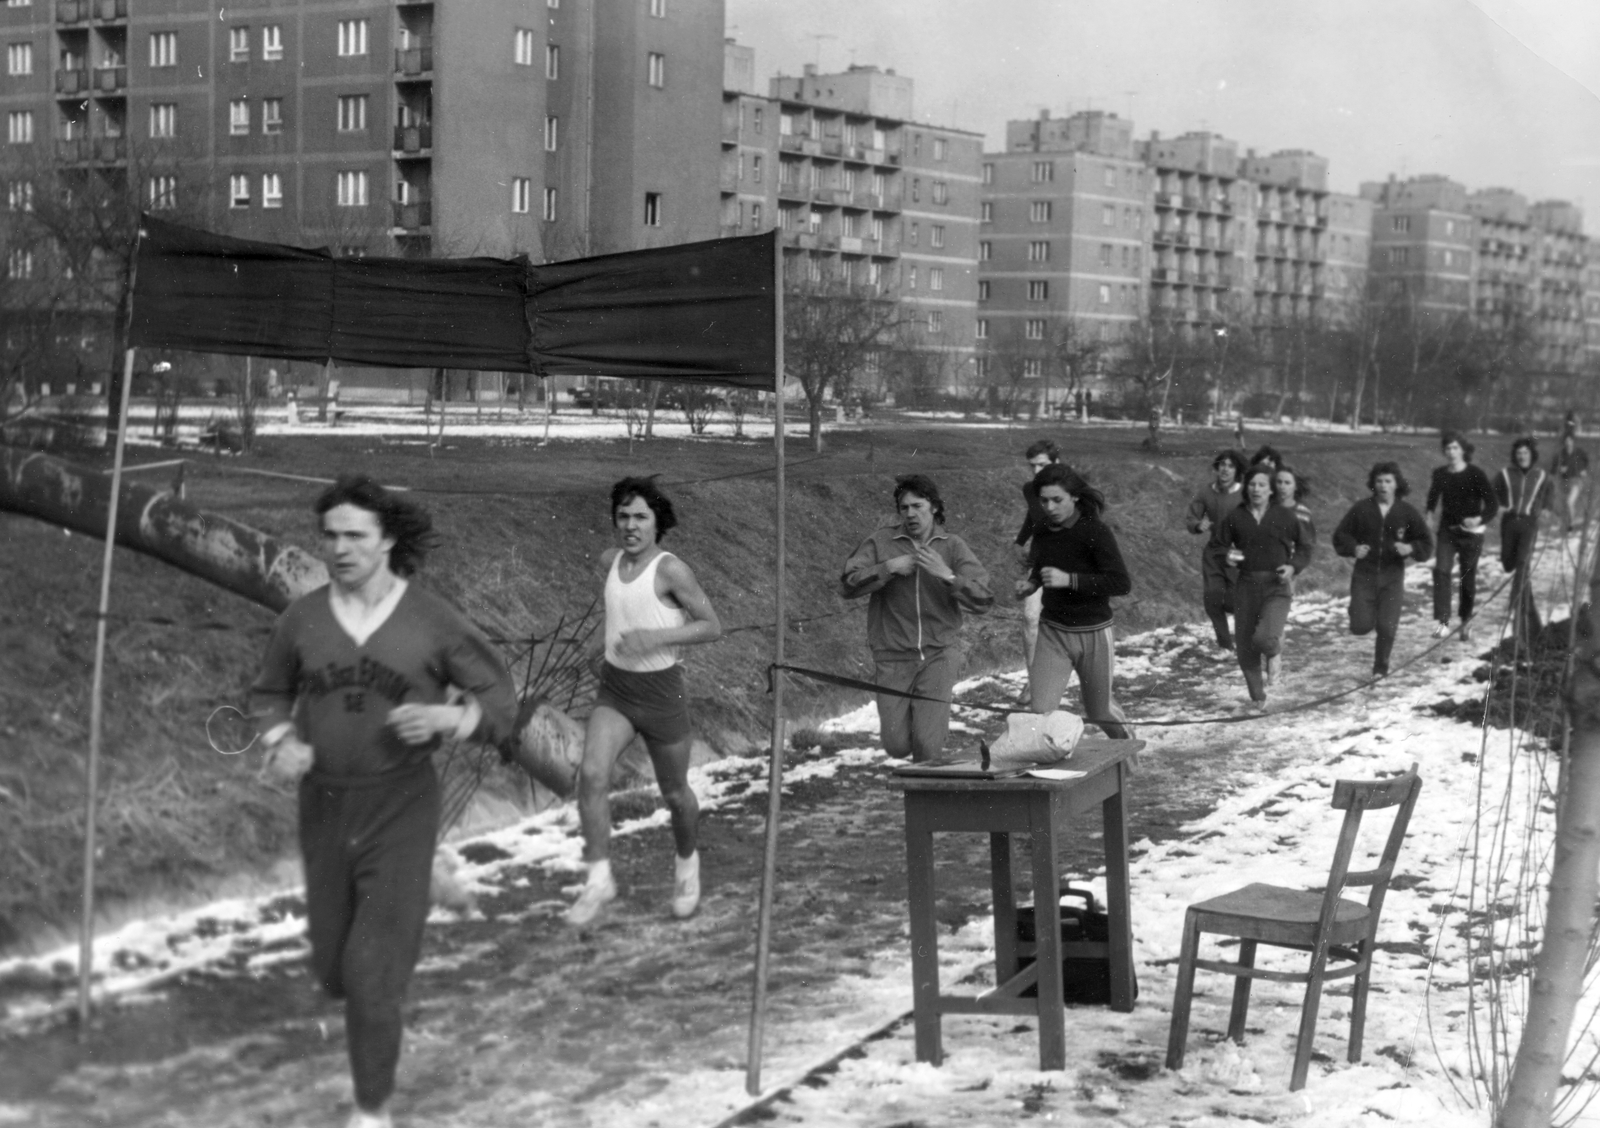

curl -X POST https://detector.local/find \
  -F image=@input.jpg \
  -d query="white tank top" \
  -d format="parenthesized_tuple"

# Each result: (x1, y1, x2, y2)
(604, 551, 687, 672)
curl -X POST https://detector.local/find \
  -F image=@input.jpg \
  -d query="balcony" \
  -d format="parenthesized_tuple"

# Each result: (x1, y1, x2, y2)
(811, 187, 848, 206)
(94, 134, 125, 163)
(779, 134, 804, 152)
(776, 181, 806, 203)
(55, 69, 89, 96)
(1179, 270, 1200, 284)
(1151, 229, 1173, 245)
(1151, 267, 1173, 283)
(392, 200, 432, 230)
(839, 236, 865, 254)
(55, 137, 91, 163)
(94, 0, 127, 21)
(885, 149, 901, 164)
(1170, 231, 1191, 246)
(394, 45, 433, 77)
(1183, 194, 1202, 210)
(1214, 271, 1234, 287)
(93, 65, 125, 93)
(56, 0, 88, 24)
(783, 231, 817, 250)
(393, 124, 432, 155)
(821, 138, 843, 156)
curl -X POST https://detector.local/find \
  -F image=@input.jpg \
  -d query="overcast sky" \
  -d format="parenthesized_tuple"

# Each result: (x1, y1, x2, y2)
(725, 0, 1600, 231)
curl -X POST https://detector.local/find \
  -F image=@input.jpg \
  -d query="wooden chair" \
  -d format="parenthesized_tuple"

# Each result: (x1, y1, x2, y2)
(1165, 764, 1422, 1091)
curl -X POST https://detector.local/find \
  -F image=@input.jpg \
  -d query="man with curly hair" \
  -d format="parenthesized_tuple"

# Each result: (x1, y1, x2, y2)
(251, 475, 518, 1128)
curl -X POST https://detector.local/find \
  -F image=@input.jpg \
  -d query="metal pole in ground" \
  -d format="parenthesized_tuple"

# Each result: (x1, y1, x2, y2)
(747, 230, 786, 1095)
(78, 344, 137, 1034)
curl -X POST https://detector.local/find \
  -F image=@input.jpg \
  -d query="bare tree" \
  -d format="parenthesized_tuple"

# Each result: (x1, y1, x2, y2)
(1041, 315, 1106, 417)
(981, 319, 1041, 418)
(783, 267, 902, 451)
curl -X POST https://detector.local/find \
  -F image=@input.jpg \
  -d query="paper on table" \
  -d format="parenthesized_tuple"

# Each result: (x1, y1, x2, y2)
(1026, 768, 1087, 781)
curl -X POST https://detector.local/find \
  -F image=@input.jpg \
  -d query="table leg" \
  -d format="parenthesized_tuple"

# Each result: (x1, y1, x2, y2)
(1102, 762, 1135, 1012)
(990, 832, 1017, 986)
(905, 801, 943, 1065)
(1030, 795, 1065, 1070)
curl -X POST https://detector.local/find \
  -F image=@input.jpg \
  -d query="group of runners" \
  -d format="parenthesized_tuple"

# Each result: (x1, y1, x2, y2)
(248, 421, 1585, 1125)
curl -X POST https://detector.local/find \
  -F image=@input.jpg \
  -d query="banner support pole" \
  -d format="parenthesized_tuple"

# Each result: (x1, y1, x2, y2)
(77, 344, 137, 1036)
(747, 231, 786, 1095)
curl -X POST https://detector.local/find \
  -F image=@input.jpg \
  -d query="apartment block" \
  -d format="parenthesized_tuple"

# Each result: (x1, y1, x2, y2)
(1361, 175, 1476, 318)
(1530, 199, 1588, 374)
(0, 0, 723, 263)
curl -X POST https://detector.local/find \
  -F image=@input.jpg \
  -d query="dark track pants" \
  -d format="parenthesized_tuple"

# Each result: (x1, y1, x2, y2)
(1350, 565, 1405, 673)
(299, 761, 440, 1112)
(1432, 526, 1483, 624)
(1200, 547, 1237, 648)
(1234, 572, 1291, 702)
(1500, 514, 1542, 636)
(873, 649, 960, 762)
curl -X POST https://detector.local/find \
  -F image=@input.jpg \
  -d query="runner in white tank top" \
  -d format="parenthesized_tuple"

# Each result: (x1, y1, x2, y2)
(567, 477, 723, 928)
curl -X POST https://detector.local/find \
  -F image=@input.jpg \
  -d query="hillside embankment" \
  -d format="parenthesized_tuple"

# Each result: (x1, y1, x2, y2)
(0, 419, 1455, 952)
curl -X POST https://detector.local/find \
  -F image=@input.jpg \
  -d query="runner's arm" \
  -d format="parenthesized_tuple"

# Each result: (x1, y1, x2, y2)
(1405, 506, 1435, 564)
(1330, 505, 1361, 559)
(649, 555, 723, 648)
(839, 535, 892, 599)
(944, 537, 994, 614)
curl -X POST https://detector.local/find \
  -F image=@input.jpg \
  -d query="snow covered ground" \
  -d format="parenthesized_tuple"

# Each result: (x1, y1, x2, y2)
(0, 526, 1593, 1128)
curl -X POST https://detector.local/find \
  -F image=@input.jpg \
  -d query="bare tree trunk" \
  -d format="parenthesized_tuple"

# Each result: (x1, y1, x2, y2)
(1498, 561, 1600, 1126)
(809, 396, 823, 452)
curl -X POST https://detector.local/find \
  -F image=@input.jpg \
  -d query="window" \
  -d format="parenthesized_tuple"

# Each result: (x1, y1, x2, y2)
(1101, 204, 1115, 226)
(337, 94, 367, 132)
(982, 163, 994, 185)
(649, 0, 666, 15)
(149, 32, 177, 67)
(930, 224, 944, 249)
(1028, 280, 1048, 301)
(148, 174, 176, 209)
(1099, 243, 1112, 266)
(337, 20, 368, 57)
(932, 180, 948, 205)
(229, 27, 249, 62)
(870, 216, 883, 243)
(647, 52, 664, 87)
(5, 0, 31, 6)
(1391, 215, 1410, 233)
(262, 98, 282, 134)
(6, 109, 32, 143)
(930, 267, 944, 292)
(977, 280, 989, 301)
(933, 137, 947, 161)
(779, 112, 793, 135)
(543, 115, 558, 151)
(807, 256, 822, 283)
(542, 186, 557, 221)
(644, 191, 662, 226)
(1098, 283, 1111, 304)
(262, 26, 283, 60)
(1028, 241, 1049, 263)
(1443, 249, 1454, 267)
(908, 221, 918, 246)
(6, 179, 32, 211)
(981, 201, 992, 223)
(7, 42, 32, 76)
(548, 0, 559, 6)
(1025, 319, 1044, 340)
(867, 260, 881, 286)
(546, 44, 559, 78)
(1031, 160, 1053, 183)
(752, 202, 762, 229)
(230, 174, 250, 208)
(752, 154, 762, 183)
(1030, 201, 1050, 223)
(975, 319, 988, 339)
(149, 102, 175, 138)
(229, 99, 249, 135)
(336, 170, 368, 207)
(978, 241, 991, 262)
(753, 106, 763, 133)
(1023, 359, 1043, 379)
(975, 357, 990, 379)
(911, 178, 920, 203)
(907, 266, 916, 290)
(7, 248, 31, 280)
(1389, 246, 1409, 266)
(1103, 165, 1117, 188)
(1445, 219, 1456, 237)
(262, 173, 282, 208)
(927, 310, 943, 333)
(514, 29, 536, 66)
(512, 177, 531, 213)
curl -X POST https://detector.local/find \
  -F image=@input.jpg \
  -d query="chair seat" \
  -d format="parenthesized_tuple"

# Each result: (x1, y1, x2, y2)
(1191, 883, 1371, 946)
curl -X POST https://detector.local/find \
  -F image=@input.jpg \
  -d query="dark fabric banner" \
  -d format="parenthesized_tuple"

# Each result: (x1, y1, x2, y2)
(127, 215, 776, 388)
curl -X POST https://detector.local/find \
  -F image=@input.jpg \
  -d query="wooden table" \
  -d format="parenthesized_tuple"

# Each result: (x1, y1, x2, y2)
(887, 738, 1144, 1069)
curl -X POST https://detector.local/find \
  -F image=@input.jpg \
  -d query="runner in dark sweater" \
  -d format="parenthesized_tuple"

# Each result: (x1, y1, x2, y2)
(1015, 464, 1133, 738)
(251, 476, 517, 1128)
(1219, 463, 1315, 706)
(1332, 462, 1434, 677)
(1015, 438, 1064, 669)
(1185, 449, 1247, 650)
(1424, 431, 1498, 642)
(1495, 437, 1553, 638)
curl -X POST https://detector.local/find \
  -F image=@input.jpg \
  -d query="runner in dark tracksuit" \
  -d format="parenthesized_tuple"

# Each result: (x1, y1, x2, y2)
(251, 476, 516, 1128)
(1425, 431, 1498, 640)
(1219, 464, 1314, 705)
(1495, 437, 1553, 638)
(1333, 462, 1433, 676)
(1186, 450, 1247, 650)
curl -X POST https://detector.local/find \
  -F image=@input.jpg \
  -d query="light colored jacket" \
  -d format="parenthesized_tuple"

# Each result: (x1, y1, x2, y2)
(839, 524, 993, 659)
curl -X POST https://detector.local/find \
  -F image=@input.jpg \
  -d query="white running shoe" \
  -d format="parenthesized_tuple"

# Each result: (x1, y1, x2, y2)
(348, 1108, 392, 1128)
(565, 872, 618, 926)
(671, 853, 701, 920)
(1432, 621, 1452, 639)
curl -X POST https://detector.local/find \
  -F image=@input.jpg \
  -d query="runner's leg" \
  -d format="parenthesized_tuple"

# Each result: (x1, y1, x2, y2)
(908, 650, 959, 762)
(873, 656, 917, 759)
(1029, 622, 1075, 715)
(1431, 533, 1456, 625)
(1069, 625, 1132, 739)
(645, 734, 699, 859)
(577, 705, 640, 863)
(1373, 569, 1404, 673)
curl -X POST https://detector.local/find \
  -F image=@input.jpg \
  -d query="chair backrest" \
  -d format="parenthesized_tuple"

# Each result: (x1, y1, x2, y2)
(1316, 764, 1423, 944)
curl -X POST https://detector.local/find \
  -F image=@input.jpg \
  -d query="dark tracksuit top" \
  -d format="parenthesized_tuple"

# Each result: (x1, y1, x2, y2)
(1332, 498, 1435, 573)
(1426, 464, 1499, 530)
(839, 524, 994, 660)
(1027, 511, 1132, 631)
(1186, 483, 1244, 550)
(1220, 503, 1315, 577)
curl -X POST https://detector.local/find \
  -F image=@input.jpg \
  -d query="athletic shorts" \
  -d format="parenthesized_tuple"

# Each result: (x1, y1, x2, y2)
(595, 661, 692, 746)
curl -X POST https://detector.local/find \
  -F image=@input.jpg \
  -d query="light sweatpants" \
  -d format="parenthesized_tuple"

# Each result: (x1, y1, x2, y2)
(873, 649, 961, 762)
(1029, 620, 1132, 739)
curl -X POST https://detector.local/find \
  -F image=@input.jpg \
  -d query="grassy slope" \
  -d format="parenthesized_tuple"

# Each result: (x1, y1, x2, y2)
(0, 419, 1442, 950)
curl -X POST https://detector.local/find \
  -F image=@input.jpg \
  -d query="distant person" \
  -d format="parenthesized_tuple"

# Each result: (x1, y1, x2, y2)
(1268, 462, 1315, 683)
(840, 474, 993, 761)
(1425, 431, 1498, 643)
(1185, 449, 1248, 650)
(1015, 439, 1065, 669)
(1219, 463, 1314, 707)
(1495, 437, 1553, 639)
(1333, 462, 1434, 678)
(566, 477, 723, 927)
(1014, 465, 1134, 738)
(1250, 445, 1284, 473)
(251, 475, 518, 1128)
(1552, 431, 1590, 533)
